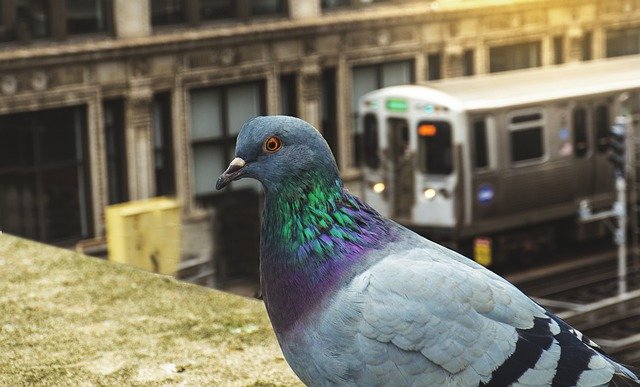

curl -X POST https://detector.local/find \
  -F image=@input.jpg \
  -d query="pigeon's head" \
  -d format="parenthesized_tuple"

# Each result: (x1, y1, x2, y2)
(216, 116, 339, 192)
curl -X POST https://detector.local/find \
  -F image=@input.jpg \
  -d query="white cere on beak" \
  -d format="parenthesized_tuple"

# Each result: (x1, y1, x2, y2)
(230, 157, 245, 168)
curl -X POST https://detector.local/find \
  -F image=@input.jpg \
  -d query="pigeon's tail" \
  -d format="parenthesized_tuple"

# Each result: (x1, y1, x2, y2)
(609, 363, 640, 386)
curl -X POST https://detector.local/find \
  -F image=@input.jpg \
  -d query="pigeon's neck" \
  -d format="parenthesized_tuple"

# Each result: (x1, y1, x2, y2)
(261, 173, 393, 332)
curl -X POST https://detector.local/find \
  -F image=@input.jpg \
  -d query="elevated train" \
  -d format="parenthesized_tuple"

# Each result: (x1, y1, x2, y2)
(358, 56, 640, 266)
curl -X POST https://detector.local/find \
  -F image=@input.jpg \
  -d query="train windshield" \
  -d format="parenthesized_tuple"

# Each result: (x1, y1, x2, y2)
(363, 113, 380, 169)
(417, 120, 453, 175)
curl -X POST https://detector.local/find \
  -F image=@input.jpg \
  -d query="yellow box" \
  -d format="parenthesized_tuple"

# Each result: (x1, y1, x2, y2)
(106, 197, 181, 275)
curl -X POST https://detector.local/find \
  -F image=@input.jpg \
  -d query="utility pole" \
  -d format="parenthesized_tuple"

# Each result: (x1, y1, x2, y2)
(579, 113, 629, 296)
(611, 116, 628, 295)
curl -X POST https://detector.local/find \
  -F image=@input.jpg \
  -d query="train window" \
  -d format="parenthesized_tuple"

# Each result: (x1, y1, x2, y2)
(417, 120, 453, 175)
(511, 127, 544, 163)
(594, 105, 610, 153)
(473, 119, 488, 169)
(572, 107, 588, 158)
(363, 114, 380, 169)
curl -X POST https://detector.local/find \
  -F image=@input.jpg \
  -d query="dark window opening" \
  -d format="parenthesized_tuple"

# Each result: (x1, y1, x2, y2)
(463, 49, 474, 76)
(1, 0, 114, 42)
(473, 119, 488, 168)
(417, 120, 453, 175)
(153, 93, 176, 196)
(573, 107, 588, 158)
(363, 114, 380, 169)
(511, 127, 544, 163)
(490, 41, 541, 73)
(511, 113, 542, 124)
(279, 73, 297, 117)
(583, 31, 592, 61)
(595, 105, 610, 153)
(66, 0, 107, 34)
(12, 0, 51, 42)
(553, 35, 564, 65)
(321, 68, 339, 167)
(606, 26, 640, 57)
(200, 0, 235, 20)
(151, 0, 186, 26)
(104, 99, 128, 205)
(250, 0, 285, 16)
(0, 106, 92, 243)
(322, 0, 392, 9)
(427, 53, 442, 80)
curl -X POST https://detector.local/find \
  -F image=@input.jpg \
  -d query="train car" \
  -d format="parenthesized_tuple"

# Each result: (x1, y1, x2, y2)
(358, 55, 640, 265)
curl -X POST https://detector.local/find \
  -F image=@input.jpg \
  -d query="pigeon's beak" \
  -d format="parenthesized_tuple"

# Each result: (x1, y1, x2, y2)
(216, 157, 246, 190)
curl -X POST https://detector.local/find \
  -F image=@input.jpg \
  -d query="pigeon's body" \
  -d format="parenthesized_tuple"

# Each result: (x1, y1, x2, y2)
(216, 116, 640, 386)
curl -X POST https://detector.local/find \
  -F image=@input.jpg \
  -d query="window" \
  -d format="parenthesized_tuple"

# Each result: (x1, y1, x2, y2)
(427, 53, 442, 80)
(417, 120, 453, 175)
(190, 81, 264, 197)
(321, 68, 339, 166)
(200, 0, 234, 20)
(153, 93, 176, 196)
(511, 128, 543, 163)
(553, 35, 564, 65)
(322, 0, 391, 9)
(279, 74, 297, 117)
(582, 31, 593, 61)
(490, 41, 541, 73)
(250, 0, 285, 16)
(0, 0, 50, 42)
(363, 114, 379, 169)
(104, 99, 128, 204)
(0, 0, 113, 42)
(153, 0, 286, 26)
(0, 106, 92, 243)
(473, 119, 488, 169)
(351, 60, 414, 167)
(594, 105, 610, 153)
(606, 26, 640, 57)
(151, 0, 186, 26)
(463, 49, 474, 76)
(66, 0, 107, 34)
(509, 110, 544, 163)
(573, 107, 588, 158)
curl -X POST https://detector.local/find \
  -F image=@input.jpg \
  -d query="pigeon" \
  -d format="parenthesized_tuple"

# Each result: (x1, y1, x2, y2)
(216, 115, 640, 386)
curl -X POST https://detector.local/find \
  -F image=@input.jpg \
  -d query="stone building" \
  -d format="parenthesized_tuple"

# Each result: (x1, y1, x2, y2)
(0, 0, 639, 289)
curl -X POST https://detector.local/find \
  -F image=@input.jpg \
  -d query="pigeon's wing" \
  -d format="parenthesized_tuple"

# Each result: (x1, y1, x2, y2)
(335, 247, 622, 386)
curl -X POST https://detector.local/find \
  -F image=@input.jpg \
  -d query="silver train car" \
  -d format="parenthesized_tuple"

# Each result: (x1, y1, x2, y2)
(358, 56, 640, 265)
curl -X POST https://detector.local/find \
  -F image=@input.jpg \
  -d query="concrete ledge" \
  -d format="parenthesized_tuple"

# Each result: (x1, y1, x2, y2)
(0, 234, 301, 386)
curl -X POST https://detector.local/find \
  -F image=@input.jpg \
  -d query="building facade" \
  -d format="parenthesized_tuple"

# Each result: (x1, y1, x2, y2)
(1, 0, 639, 288)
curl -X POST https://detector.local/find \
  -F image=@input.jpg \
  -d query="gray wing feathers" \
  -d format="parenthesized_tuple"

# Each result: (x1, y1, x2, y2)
(334, 248, 551, 385)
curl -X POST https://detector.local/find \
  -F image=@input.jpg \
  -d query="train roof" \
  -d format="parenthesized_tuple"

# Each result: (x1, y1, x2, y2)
(365, 55, 640, 112)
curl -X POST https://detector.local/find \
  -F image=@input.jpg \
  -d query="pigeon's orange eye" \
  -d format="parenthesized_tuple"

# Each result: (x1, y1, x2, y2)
(264, 136, 283, 153)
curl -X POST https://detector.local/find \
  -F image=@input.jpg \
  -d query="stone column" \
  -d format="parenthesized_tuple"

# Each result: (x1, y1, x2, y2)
(336, 56, 352, 173)
(125, 81, 155, 200)
(114, 0, 151, 39)
(541, 35, 553, 67)
(592, 26, 605, 59)
(298, 59, 321, 129)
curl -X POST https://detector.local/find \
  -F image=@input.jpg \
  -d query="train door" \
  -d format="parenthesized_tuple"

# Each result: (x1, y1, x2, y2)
(592, 103, 615, 196)
(387, 118, 414, 219)
(571, 104, 592, 198)
(470, 115, 500, 223)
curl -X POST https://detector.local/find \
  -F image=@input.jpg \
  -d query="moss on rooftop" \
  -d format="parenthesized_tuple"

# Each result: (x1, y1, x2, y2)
(0, 234, 301, 386)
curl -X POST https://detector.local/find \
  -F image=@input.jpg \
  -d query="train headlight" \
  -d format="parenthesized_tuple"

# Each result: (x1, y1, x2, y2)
(424, 188, 437, 200)
(372, 182, 386, 194)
